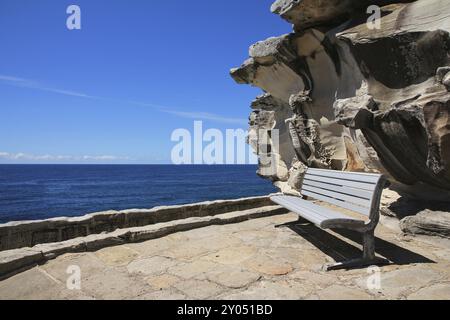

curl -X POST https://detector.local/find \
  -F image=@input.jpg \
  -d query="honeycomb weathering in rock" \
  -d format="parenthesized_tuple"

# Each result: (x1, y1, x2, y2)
(230, 0, 450, 200)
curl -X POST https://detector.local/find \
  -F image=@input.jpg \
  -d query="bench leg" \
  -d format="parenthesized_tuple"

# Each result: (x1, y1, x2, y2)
(363, 230, 376, 260)
(323, 256, 390, 271)
(323, 231, 390, 271)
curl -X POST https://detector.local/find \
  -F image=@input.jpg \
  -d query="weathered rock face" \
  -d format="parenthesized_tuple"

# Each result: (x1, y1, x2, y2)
(400, 210, 450, 238)
(231, 0, 450, 200)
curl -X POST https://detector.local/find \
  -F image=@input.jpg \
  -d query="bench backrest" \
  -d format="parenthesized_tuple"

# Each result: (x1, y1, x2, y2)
(301, 168, 385, 218)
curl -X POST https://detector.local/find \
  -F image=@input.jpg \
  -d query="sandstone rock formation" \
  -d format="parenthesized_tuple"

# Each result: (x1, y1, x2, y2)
(401, 210, 450, 238)
(231, 0, 450, 201)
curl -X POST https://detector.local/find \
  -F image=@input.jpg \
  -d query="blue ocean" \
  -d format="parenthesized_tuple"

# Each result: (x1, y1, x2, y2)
(0, 165, 277, 223)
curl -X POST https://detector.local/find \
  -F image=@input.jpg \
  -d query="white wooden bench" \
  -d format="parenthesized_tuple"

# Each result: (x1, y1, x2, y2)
(271, 168, 389, 271)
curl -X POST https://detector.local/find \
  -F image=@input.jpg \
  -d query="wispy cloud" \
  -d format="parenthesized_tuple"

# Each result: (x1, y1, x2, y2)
(0, 74, 93, 98)
(0, 151, 132, 163)
(163, 110, 247, 125)
(0, 74, 247, 125)
(36, 87, 92, 98)
(0, 75, 26, 82)
(126, 101, 247, 125)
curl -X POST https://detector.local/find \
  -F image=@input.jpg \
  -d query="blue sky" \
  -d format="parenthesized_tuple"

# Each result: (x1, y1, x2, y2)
(0, 0, 290, 164)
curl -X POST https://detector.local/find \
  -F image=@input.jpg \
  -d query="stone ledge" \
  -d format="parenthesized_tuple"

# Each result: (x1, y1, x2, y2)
(0, 205, 287, 279)
(0, 248, 44, 278)
(0, 195, 275, 251)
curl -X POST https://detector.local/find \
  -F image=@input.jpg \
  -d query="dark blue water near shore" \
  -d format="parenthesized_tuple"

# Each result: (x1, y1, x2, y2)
(0, 165, 277, 223)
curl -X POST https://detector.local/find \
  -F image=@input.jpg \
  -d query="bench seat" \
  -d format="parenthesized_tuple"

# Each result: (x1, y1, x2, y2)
(270, 168, 389, 270)
(271, 195, 366, 230)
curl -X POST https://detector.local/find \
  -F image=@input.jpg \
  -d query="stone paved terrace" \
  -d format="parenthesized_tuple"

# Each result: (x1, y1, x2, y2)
(1, 212, 450, 300)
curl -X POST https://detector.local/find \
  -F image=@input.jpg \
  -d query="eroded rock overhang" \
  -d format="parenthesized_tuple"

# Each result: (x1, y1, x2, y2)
(230, 0, 450, 200)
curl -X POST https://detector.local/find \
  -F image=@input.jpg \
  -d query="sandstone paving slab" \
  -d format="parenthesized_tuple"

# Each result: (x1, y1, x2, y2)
(221, 215, 279, 232)
(232, 230, 278, 244)
(330, 265, 388, 282)
(95, 246, 139, 266)
(38, 252, 148, 300)
(146, 274, 181, 290)
(267, 231, 314, 250)
(81, 269, 149, 300)
(314, 285, 373, 300)
(432, 249, 450, 261)
(219, 280, 312, 300)
(232, 228, 309, 249)
(355, 266, 444, 299)
(126, 236, 178, 257)
(165, 232, 194, 242)
(183, 235, 243, 253)
(247, 236, 287, 249)
(202, 235, 244, 250)
(241, 253, 294, 276)
(127, 256, 178, 276)
(173, 279, 226, 300)
(167, 260, 219, 279)
(288, 270, 339, 289)
(179, 225, 227, 240)
(201, 246, 258, 265)
(0, 267, 92, 300)
(202, 264, 261, 289)
(40, 252, 108, 284)
(416, 235, 450, 250)
(258, 247, 326, 271)
(391, 240, 443, 262)
(137, 289, 187, 300)
(161, 244, 213, 261)
(407, 283, 450, 300)
(158, 233, 239, 260)
(427, 262, 450, 280)
(332, 268, 399, 289)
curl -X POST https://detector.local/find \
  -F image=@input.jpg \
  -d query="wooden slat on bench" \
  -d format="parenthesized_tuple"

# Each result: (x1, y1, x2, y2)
(291, 198, 366, 228)
(272, 196, 334, 226)
(302, 189, 371, 216)
(304, 175, 377, 191)
(277, 196, 346, 220)
(271, 196, 365, 228)
(289, 197, 365, 221)
(307, 168, 381, 184)
(302, 179, 373, 200)
(302, 184, 371, 208)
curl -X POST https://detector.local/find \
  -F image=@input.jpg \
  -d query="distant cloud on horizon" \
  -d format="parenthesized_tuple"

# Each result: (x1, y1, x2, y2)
(0, 74, 247, 126)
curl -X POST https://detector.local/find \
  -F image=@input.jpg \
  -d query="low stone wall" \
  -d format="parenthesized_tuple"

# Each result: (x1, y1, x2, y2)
(0, 202, 287, 278)
(0, 196, 274, 251)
